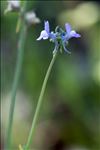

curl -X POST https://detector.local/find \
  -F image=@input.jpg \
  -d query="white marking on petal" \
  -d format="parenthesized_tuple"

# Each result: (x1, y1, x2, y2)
(37, 30, 49, 40)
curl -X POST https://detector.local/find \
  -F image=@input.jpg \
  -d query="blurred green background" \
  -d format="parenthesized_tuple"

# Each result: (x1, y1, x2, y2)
(1, 1, 100, 150)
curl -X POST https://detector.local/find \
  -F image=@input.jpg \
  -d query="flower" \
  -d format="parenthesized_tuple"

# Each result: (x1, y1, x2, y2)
(4, 0, 20, 14)
(37, 21, 56, 41)
(61, 24, 81, 54)
(37, 21, 50, 40)
(64, 23, 81, 40)
(37, 21, 81, 54)
(25, 11, 40, 25)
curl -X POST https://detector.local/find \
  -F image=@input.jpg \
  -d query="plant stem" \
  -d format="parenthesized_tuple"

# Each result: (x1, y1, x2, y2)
(6, 1, 28, 149)
(25, 50, 58, 150)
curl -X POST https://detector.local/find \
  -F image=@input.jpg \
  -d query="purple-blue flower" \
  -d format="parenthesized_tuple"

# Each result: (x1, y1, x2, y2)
(60, 23, 81, 54)
(64, 23, 81, 40)
(37, 21, 56, 41)
(37, 21, 50, 40)
(37, 20, 81, 54)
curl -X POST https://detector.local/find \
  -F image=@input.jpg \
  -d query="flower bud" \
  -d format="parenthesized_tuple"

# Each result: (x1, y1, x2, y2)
(4, 0, 20, 14)
(25, 11, 40, 25)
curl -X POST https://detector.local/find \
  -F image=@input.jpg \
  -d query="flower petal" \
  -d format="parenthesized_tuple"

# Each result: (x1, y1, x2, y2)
(65, 23, 71, 34)
(37, 30, 49, 40)
(70, 30, 81, 38)
(44, 21, 50, 33)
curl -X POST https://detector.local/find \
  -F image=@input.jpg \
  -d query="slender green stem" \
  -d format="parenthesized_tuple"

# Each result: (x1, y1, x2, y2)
(25, 50, 58, 150)
(6, 1, 28, 149)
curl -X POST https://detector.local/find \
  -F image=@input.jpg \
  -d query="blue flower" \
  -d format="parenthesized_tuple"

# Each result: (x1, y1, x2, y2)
(37, 21, 81, 54)
(60, 23, 81, 54)
(64, 23, 81, 40)
(37, 21, 56, 41)
(37, 21, 50, 40)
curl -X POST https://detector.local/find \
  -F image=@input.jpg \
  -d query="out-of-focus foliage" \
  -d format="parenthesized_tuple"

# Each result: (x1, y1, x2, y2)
(1, 1, 100, 150)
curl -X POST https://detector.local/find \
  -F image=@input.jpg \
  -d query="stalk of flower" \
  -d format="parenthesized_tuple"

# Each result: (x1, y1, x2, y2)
(5, 0, 40, 150)
(24, 21, 81, 150)
(4, 1, 40, 149)
(4, 0, 21, 32)
(5, 1, 28, 149)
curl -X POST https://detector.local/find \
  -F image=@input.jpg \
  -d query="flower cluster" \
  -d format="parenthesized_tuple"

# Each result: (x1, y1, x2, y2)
(37, 21, 81, 54)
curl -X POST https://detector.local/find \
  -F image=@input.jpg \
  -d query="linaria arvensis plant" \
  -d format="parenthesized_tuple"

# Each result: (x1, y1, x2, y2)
(4, 0, 40, 150)
(24, 21, 81, 150)
(4, 2, 81, 149)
